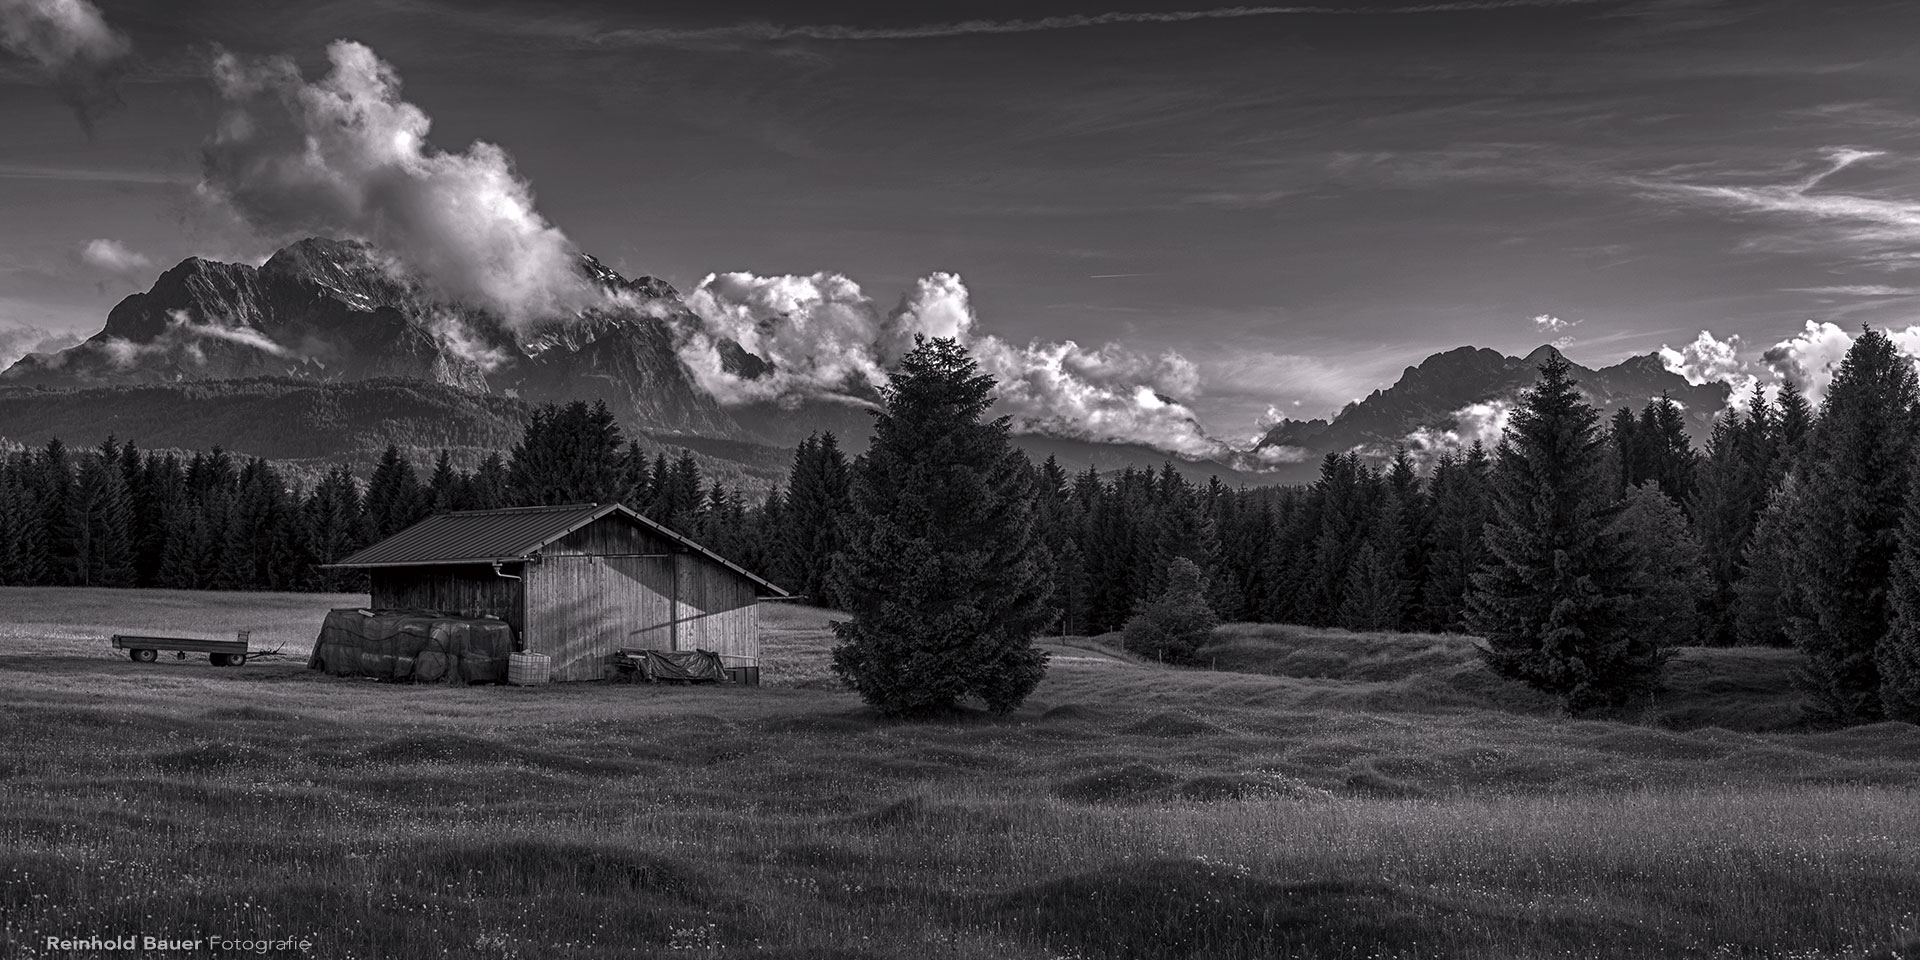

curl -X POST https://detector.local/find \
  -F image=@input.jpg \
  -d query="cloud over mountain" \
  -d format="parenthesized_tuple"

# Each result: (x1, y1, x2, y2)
(200, 40, 594, 322)
(0, 0, 127, 133)
(680, 268, 1237, 459)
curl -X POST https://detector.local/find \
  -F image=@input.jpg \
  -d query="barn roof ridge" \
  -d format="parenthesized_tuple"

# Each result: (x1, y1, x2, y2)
(325, 501, 788, 596)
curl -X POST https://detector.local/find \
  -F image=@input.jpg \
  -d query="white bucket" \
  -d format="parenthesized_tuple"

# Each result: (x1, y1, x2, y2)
(508, 651, 551, 685)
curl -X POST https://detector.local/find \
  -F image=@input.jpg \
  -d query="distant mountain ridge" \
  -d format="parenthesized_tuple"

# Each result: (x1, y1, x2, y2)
(3, 238, 761, 438)
(1257, 343, 1728, 469)
(2, 239, 1734, 486)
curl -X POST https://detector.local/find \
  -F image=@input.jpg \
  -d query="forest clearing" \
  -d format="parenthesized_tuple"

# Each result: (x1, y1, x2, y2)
(2, 586, 1916, 960)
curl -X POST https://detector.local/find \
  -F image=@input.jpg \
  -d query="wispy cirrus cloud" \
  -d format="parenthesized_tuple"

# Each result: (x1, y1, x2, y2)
(1634, 147, 1920, 268)
(0, 163, 189, 184)
(427, 0, 1610, 52)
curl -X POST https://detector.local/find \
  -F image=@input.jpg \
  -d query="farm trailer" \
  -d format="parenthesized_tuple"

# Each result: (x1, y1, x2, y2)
(112, 632, 253, 666)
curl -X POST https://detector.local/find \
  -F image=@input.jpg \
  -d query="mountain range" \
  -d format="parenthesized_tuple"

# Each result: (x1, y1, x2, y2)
(1255, 344, 1730, 471)
(0, 239, 1730, 486)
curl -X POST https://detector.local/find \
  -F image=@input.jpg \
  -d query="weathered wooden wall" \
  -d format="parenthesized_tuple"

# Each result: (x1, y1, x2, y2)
(520, 513, 762, 681)
(369, 565, 525, 637)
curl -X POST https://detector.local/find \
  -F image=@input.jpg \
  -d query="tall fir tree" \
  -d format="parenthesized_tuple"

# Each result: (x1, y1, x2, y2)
(508, 401, 625, 505)
(1787, 328, 1920, 724)
(1878, 451, 1920, 723)
(1614, 481, 1706, 649)
(303, 464, 366, 592)
(1735, 469, 1804, 647)
(1691, 410, 1765, 645)
(778, 433, 852, 607)
(426, 450, 462, 513)
(363, 445, 426, 540)
(1422, 444, 1491, 631)
(1467, 355, 1662, 710)
(66, 443, 135, 587)
(1339, 487, 1408, 631)
(0, 470, 47, 585)
(827, 337, 1052, 716)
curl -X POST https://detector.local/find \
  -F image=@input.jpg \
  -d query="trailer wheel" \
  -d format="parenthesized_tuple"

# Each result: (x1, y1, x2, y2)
(133, 648, 157, 663)
(126, 648, 142, 662)
(212, 653, 246, 667)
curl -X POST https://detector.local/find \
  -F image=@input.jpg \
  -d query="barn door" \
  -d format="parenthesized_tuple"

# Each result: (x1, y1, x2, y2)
(528, 555, 674, 681)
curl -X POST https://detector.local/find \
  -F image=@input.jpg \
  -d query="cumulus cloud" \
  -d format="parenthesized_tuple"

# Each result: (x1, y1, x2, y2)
(680, 271, 893, 406)
(200, 40, 593, 322)
(1404, 398, 1515, 462)
(1533, 313, 1578, 333)
(0, 322, 80, 369)
(680, 268, 1240, 460)
(0, 0, 129, 134)
(75, 237, 152, 284)
(975, 337, 1216, 458)
(1659, 329, 1762, 406)
(1761, 320, 1854, 402)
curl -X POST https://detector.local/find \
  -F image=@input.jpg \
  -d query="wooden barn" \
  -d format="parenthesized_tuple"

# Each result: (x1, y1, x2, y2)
(327, 503, 787, 682)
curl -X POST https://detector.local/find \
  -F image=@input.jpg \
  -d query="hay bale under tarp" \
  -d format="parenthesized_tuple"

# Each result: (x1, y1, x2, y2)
(309, 609, 514, 684)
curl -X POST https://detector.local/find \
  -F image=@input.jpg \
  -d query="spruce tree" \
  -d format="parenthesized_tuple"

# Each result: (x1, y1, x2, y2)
(1788, 328, 1920, 724)
(1735, 470, 1804, 647)
(1774, 380, 1814, 466)
(36, 439, 74, 585)
(468, 453, 509, 510)
(67, 447, 135, 587)
(827, 337, 1052, 716)
(1339, 487, 1408, 631)
(1614, 481, 1706, 649)
(1422, 444, 1491, 631)
(363, 445, 426, 540)
(1691, 411, 1762, 645)
(508, 401, 625, 506)
(778, 433, 852, 607)
(426, 450, 461, 513)
(1467, 354, 1661, 710)
(0, 473, 47, 585)
(303, 464, 365, 592)
(1637, 395, 1697, 508)
(1879, 453, 1920, 722)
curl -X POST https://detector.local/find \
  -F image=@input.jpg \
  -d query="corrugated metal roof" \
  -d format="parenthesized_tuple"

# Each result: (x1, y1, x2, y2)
(326, 502, 789, 596)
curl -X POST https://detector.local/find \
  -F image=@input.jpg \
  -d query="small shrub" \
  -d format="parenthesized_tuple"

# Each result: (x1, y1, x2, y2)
(1121, 557, 1219, 664)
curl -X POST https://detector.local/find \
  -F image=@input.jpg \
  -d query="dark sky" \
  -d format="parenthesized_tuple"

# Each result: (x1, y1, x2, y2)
(3, 0, 1918, 434)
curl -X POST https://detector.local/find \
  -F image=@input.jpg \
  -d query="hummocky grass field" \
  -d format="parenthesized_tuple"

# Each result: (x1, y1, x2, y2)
(3, 587, 1919, 960)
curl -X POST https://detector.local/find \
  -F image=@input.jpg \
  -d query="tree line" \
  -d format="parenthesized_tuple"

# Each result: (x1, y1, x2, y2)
(7, 330, 1920, 723)
(0, 402, 765, 595)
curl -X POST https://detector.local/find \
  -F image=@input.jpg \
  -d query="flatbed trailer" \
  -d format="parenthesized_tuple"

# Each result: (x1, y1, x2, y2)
(112, 632, 251, 666)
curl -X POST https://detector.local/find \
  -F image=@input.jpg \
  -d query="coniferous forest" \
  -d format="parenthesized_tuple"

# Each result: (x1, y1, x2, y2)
(7, 331, 1920, 723)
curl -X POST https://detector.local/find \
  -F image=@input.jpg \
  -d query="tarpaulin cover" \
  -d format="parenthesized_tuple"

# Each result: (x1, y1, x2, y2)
(308, 609, 513, 684)
(618, 649, 726, 682)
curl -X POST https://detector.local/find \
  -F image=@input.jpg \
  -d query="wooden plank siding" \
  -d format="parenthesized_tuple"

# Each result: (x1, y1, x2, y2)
(517, 512, 762, 680)
(369, 565, 526, 638)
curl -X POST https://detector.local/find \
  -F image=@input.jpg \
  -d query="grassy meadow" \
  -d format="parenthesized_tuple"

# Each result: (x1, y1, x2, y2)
(2, 587, 1919, 959)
